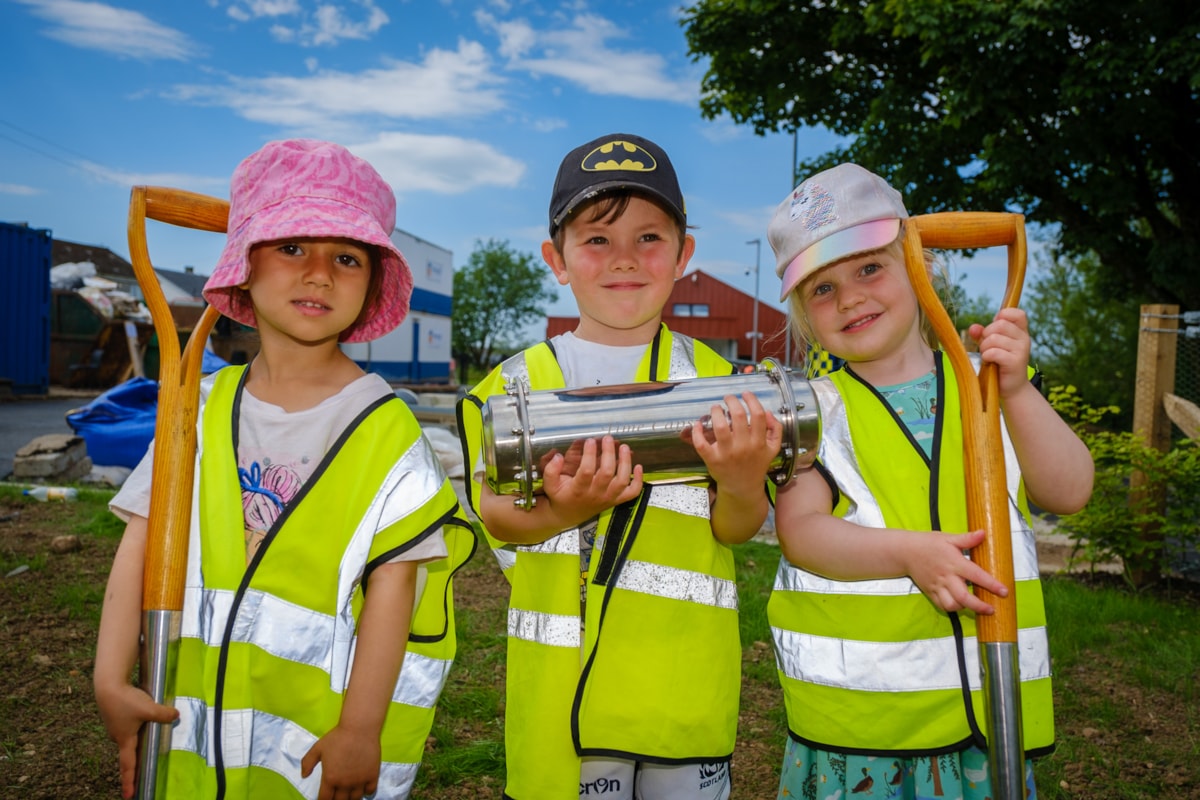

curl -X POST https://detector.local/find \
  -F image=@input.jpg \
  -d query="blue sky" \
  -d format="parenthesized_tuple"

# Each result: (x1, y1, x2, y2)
(1, 0, 1012, 329)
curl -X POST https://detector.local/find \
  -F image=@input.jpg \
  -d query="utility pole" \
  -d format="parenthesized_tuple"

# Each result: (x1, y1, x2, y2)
(747, 238, 761, 363)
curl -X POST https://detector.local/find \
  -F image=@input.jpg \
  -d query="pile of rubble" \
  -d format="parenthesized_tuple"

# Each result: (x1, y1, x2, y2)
(12, 434, 92, 484)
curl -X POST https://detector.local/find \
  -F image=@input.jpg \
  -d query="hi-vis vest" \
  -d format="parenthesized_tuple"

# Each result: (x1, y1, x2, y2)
(768, 352, 1053, 757)
(165, 366, 475, 799)
(457, 326, 742, 800)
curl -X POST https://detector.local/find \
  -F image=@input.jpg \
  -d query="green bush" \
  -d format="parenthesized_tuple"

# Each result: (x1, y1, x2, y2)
(1050, 385, 1200, 588)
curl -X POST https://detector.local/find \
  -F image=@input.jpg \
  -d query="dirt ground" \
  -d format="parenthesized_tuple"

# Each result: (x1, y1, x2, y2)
(1, 493, 1196, 799)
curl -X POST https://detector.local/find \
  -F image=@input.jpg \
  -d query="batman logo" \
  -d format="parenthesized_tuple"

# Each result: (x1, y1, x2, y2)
(581, 140, 657, 173)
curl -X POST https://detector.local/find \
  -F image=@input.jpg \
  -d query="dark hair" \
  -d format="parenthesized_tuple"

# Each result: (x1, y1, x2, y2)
(349, 243, 384, 337)
(551, 189, 689, 255)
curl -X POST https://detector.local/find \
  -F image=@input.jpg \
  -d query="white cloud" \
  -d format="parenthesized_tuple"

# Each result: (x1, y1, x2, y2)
(15, 0, 200, 61)
(76, 160, 229, 192)
(714, 206, 777, 235)
(698, 117, 747, 144)
(229, 0, 302, 18)
(350, 132, 525, 195)
(478, 12, 696, 103)
(476, 11, 535, 59)
(228, 0, 389, 47)
(166, 40, 506, 134)
(532, 117, 567, 133)
(0, 183, 42, 196)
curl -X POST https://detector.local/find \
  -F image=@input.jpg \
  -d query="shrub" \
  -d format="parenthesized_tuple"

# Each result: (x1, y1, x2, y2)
(1049, 385, 1200, 588)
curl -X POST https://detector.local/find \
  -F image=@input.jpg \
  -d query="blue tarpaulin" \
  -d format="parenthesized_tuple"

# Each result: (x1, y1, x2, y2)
(67, 376, 158, 469)
(65, 352, 229, 468)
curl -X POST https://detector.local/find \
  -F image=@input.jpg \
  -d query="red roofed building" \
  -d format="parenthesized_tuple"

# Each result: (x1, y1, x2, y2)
(546, 269, 797, 367)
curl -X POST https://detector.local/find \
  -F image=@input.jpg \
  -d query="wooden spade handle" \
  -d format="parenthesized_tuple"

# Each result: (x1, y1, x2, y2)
(901, 212, 1026, 643)
(127, 186, 228, 611)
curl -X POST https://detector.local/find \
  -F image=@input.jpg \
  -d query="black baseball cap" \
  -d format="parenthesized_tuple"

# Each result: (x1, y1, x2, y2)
(548, 133, 686, 237)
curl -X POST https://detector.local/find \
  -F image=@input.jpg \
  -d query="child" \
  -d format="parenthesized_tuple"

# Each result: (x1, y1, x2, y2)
(93, 139, 474, 800)
(767, 163, 1094, 799)
(457, 133, 783, 799)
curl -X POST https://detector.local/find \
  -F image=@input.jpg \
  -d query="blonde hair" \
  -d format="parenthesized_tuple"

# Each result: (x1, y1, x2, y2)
(785, 231, 946, 354)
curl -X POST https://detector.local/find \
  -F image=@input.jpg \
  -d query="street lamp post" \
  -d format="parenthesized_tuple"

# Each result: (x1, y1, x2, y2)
(747, 238, 761, 363)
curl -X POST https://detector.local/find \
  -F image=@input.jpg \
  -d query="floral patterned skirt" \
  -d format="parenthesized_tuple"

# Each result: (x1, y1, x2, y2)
(776, 738, 1037, 800)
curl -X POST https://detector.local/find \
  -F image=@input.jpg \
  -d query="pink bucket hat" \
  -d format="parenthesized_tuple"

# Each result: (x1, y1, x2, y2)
(203, 138, 413, 343)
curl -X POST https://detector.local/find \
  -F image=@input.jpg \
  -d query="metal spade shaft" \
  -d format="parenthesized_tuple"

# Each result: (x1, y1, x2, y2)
(902, 212, 1028, 800)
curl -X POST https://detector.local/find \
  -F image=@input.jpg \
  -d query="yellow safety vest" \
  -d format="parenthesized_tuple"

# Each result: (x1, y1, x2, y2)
(458, 326, 743, 799)
(768, 352, 1054, 757)
(164, 366, 475, 798)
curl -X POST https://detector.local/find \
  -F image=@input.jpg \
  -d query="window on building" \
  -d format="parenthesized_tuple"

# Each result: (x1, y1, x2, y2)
(672, 303, 709, 318)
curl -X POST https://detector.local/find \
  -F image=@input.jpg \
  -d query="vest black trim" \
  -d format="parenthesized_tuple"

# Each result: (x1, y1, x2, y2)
(646, 326, 665, 379)
(406, 514, 478, 645)
(571, 490, 651, 757)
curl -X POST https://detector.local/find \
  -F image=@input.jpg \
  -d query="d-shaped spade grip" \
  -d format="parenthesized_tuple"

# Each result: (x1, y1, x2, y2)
(481, 358, 820, 509)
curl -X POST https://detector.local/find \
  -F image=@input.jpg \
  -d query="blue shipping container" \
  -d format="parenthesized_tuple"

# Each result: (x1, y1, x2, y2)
(0, 222, 52, 395)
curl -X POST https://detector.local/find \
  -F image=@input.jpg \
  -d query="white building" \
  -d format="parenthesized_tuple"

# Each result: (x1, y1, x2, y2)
(340, 228, 453, 384)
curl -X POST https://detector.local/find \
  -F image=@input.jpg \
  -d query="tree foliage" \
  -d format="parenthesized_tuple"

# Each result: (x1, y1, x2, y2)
(682, 0, 1200, 307)
(452, 239, 558, 374)
(1025, 249, 1141, 430)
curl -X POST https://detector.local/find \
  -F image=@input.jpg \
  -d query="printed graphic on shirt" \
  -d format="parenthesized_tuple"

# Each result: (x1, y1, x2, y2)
(877, 370, 938, 459)
(238, 456, 312, 561)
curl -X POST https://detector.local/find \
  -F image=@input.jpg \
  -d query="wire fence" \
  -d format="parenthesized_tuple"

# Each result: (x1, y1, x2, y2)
(1174, 317, 1200, 412)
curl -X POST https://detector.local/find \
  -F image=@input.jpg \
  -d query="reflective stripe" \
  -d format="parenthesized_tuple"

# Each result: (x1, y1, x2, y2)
(501, 352, 532, 392)
(375, 436, 450, 531)
(772, 626, 1051, 692)
(508, 606, 580, 648)
(181, 587, 449, 708)
(493, 546, 517, 573)
(391, 651, 452, 708)
(615, 559, 738, 610)
(809, 380, 885, 529)
(774, 559, 923, 597)
(172, 697, 419, 799)
(646, 483, 710, 518)
(668, 335, 698, 380)
(519, 528, 580, 556)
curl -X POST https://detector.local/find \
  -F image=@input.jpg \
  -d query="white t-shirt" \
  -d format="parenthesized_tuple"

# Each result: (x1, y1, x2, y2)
(551, 331, 646, 389)
(112, 372, 447, 566)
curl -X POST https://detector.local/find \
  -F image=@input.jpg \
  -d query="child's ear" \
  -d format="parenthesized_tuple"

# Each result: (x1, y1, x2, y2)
(674, 234, 696, 279)
(541, 240, 569, 286)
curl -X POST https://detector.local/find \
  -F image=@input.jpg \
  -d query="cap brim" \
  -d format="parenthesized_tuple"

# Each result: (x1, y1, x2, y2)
(552, 181, 685, 235)
(778, 218, 901, 300)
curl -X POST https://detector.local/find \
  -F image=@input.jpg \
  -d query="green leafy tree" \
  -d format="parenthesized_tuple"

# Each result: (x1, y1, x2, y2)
(943, 280, 995, 334)
(1025, 250, 1142, 430)
(452, 239, 558, 376)
(682, 0, 1200, 307)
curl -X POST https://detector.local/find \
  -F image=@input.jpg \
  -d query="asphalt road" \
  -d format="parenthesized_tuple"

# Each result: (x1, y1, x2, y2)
(0, 393, 99, 481)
